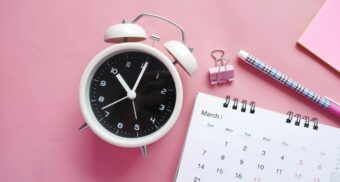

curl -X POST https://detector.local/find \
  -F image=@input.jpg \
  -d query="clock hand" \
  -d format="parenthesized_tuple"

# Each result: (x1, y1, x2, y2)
(116, 74, 133, 93)
(101, 96, 128, 110)
(116, 73, 136, 99)
(132, 61, 149, 92)
(132, 100, 138, 120)
(116, 72, 138, 119)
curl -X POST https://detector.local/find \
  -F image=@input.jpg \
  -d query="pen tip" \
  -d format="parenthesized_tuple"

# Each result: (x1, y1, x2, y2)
(238, 50, 249, 60)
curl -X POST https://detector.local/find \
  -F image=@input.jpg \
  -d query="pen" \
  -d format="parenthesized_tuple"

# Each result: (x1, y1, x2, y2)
(238, 50, 340, 118)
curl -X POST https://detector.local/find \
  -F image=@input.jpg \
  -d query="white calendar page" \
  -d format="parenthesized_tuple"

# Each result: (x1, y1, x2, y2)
(175, 93, 340, 182)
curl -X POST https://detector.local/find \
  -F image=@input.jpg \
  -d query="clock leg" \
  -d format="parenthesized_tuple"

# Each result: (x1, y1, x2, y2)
(140, 145, 148, 159)
(78, 123, 89, 131)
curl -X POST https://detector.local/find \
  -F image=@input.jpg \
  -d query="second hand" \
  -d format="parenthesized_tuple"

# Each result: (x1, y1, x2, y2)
(132, 100, 138, 120)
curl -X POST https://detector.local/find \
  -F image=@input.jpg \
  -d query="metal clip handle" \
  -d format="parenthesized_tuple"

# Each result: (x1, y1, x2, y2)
(211, 49, 230, 66)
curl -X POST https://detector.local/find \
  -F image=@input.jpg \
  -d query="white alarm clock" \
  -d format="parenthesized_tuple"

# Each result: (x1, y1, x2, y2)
(79, 13, 197, 158)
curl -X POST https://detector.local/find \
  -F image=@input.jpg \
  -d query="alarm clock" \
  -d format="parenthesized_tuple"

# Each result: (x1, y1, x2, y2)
(79, 13, 197, 158)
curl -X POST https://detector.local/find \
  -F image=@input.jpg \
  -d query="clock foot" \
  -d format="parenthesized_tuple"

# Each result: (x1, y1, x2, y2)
(78, 123, 89, 131)
(140, 145, 148, 159)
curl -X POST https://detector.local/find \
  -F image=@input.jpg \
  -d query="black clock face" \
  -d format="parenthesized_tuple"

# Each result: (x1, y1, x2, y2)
(89, 51, 176, 138)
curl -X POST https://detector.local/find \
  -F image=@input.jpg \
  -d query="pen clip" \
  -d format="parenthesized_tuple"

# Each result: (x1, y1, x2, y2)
(325, 97, 340, 106)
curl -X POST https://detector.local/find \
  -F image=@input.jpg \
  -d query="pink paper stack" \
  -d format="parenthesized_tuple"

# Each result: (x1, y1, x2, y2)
(298, 0, 340, 73)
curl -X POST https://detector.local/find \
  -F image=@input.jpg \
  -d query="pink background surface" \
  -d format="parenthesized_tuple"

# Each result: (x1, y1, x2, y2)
(1, 0, 339, 181)
(299, 0, 340, 73)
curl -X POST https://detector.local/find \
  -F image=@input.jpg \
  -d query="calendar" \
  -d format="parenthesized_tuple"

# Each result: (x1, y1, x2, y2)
(175, 93, 340, 182)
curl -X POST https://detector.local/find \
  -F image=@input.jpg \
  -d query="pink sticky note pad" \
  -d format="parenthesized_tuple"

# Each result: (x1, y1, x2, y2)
(298, 0, 340, 73)
(209, 65, 235, 84)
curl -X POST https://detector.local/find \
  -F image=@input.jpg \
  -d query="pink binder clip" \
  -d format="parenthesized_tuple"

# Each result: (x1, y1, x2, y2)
(208, 49, 235, 85)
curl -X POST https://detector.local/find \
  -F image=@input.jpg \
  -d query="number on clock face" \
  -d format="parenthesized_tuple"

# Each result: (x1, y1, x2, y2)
(89, 51, 176, 138)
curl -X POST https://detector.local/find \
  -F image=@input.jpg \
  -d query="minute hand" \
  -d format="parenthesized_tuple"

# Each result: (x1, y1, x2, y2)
(132, 62, 149, 92)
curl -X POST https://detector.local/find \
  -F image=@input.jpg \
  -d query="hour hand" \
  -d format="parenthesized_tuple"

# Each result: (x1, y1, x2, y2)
(116, 74, 136, 100)
(116, 74, 132, 93)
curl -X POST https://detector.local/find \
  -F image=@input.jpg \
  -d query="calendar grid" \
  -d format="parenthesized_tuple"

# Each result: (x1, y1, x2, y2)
(175, 93, 340, 182)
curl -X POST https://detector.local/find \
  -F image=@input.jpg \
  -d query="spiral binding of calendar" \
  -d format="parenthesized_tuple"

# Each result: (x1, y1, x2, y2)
(223, 96, 319, 130)
(286, 111, 319, 130)
(223, 95, 255, 114)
